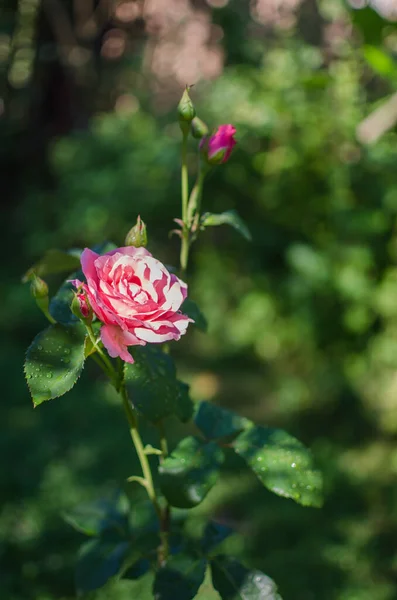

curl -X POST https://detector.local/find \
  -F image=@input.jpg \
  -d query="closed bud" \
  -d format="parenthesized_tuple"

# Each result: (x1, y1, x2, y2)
(191, 117, 209, 140)
(30, 274, 49, 299)
(125, 215, 148, 248)
(71, 292, 92, 323)
(178, 86, 196, 132)
(200, 124, 237, 165)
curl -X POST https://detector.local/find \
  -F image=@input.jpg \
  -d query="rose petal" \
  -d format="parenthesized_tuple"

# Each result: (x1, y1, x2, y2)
(100, 324, 145, 363)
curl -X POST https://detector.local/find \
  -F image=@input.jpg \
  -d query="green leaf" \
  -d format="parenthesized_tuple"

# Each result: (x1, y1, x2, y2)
(363, 45, 397, 78)
(181, 299, 208, 332)
(211, 556, 282, 600)
(201, 211, 251, 241)
(176, 381, 195, 423)
(49, 270, 83, 325)
(75, 538, 130, 594)
(233, 426, 323, 508)
(25, 323, 86, 407)
(159, 436, 224, 508)
(201, 521, 234, 555)
(63, 491, 129, 537)
(124, 346, 193, 423)
(23, 248, 81, 282)
(194, 401, 250, 441)
(153, 554, 207, 600)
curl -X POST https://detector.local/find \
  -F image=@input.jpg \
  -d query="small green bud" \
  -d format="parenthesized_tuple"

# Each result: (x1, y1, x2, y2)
(71, 292, 92, 323)
(125, 215, 148, 248)
(191, 117, 209, 139)
(178, 86, 196, 129)
(30, 274, 49, 299)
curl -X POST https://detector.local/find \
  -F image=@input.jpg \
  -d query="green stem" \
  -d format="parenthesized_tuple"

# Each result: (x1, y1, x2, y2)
(158, 420, 169, 461)
(181, 130, 189, 224)
(180, 130, 190, 277)
(187, 166, 206, 225)
(85, 323, 118, 386)
(120, 384, 162, 520)
(180, 167, 206, 277)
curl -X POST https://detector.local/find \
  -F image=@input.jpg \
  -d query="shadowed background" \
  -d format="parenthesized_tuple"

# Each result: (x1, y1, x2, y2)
(3, 1, 397, 598)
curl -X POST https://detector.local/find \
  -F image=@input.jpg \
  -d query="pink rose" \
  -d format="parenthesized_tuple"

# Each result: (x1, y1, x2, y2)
(73, 247, 192, 363)
(201, 124, 237, 164)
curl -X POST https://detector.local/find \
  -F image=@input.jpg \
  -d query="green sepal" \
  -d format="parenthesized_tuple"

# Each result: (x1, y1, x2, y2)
(233, 426, 323, 508)
(153, 554, 207, 600)
(201, 210, 251, 241)
(159, 436, 224, 509)
(124, 346, 193, 423)
(210, 555, 282, 600)
(24, 322, 86, 407)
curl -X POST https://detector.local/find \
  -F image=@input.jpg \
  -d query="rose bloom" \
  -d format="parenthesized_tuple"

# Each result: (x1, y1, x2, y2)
(202, 124, 237, 164)
(72, 246, 192, 363)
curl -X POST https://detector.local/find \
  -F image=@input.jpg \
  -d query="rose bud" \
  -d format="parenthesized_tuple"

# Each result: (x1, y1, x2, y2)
(191, 116, 209, 140)
(200, 124, 237, 165)
(30, 274, 49, 300)
(71, 292, 93, 323)
(125, 215, 148, 248)
(71, 246, 193, 363)
(178, 86, 196, 122)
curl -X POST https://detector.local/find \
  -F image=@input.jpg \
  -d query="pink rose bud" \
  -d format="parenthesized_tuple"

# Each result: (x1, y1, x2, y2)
(125, 215, 148, 248)
(71, 292, 92, 322)
(201, 124, 237, 165)
(71, 246, 193, 363)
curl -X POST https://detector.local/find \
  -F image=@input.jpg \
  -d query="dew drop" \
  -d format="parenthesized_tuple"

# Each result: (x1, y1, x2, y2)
(291, 462, 296, 468)
(46, 373, 53, 379)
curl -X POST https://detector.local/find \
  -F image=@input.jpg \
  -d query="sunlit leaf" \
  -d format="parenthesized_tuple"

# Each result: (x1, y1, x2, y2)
(233, 426, 323, 507)
(25, 323, 86, 406)
(211, 556, 282, 600)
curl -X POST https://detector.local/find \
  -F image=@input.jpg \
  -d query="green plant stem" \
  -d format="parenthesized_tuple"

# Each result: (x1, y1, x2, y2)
(120, 384, 162, 520)
(181, 130, 189, 224)
(180, 130, 190, 277)
(85, 323, 117, 385)
(158, 420, 168, 461)
(187, 166, 206, 225)
(157, 420, 170, 565)
(181, 165, 207, 276)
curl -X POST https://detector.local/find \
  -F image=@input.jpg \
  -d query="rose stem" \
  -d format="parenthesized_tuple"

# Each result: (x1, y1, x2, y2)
(85, 325, 162, 522)
(156, 419, 170, 564)
(180, 129, 190, 277)
(120, 383, 162, 521)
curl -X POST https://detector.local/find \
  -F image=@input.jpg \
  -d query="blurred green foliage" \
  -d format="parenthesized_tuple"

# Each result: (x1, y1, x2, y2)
(4, 0, 397, 599)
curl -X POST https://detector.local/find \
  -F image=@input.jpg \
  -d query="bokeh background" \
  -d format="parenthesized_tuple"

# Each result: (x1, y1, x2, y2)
(4, 0, 397, 598)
